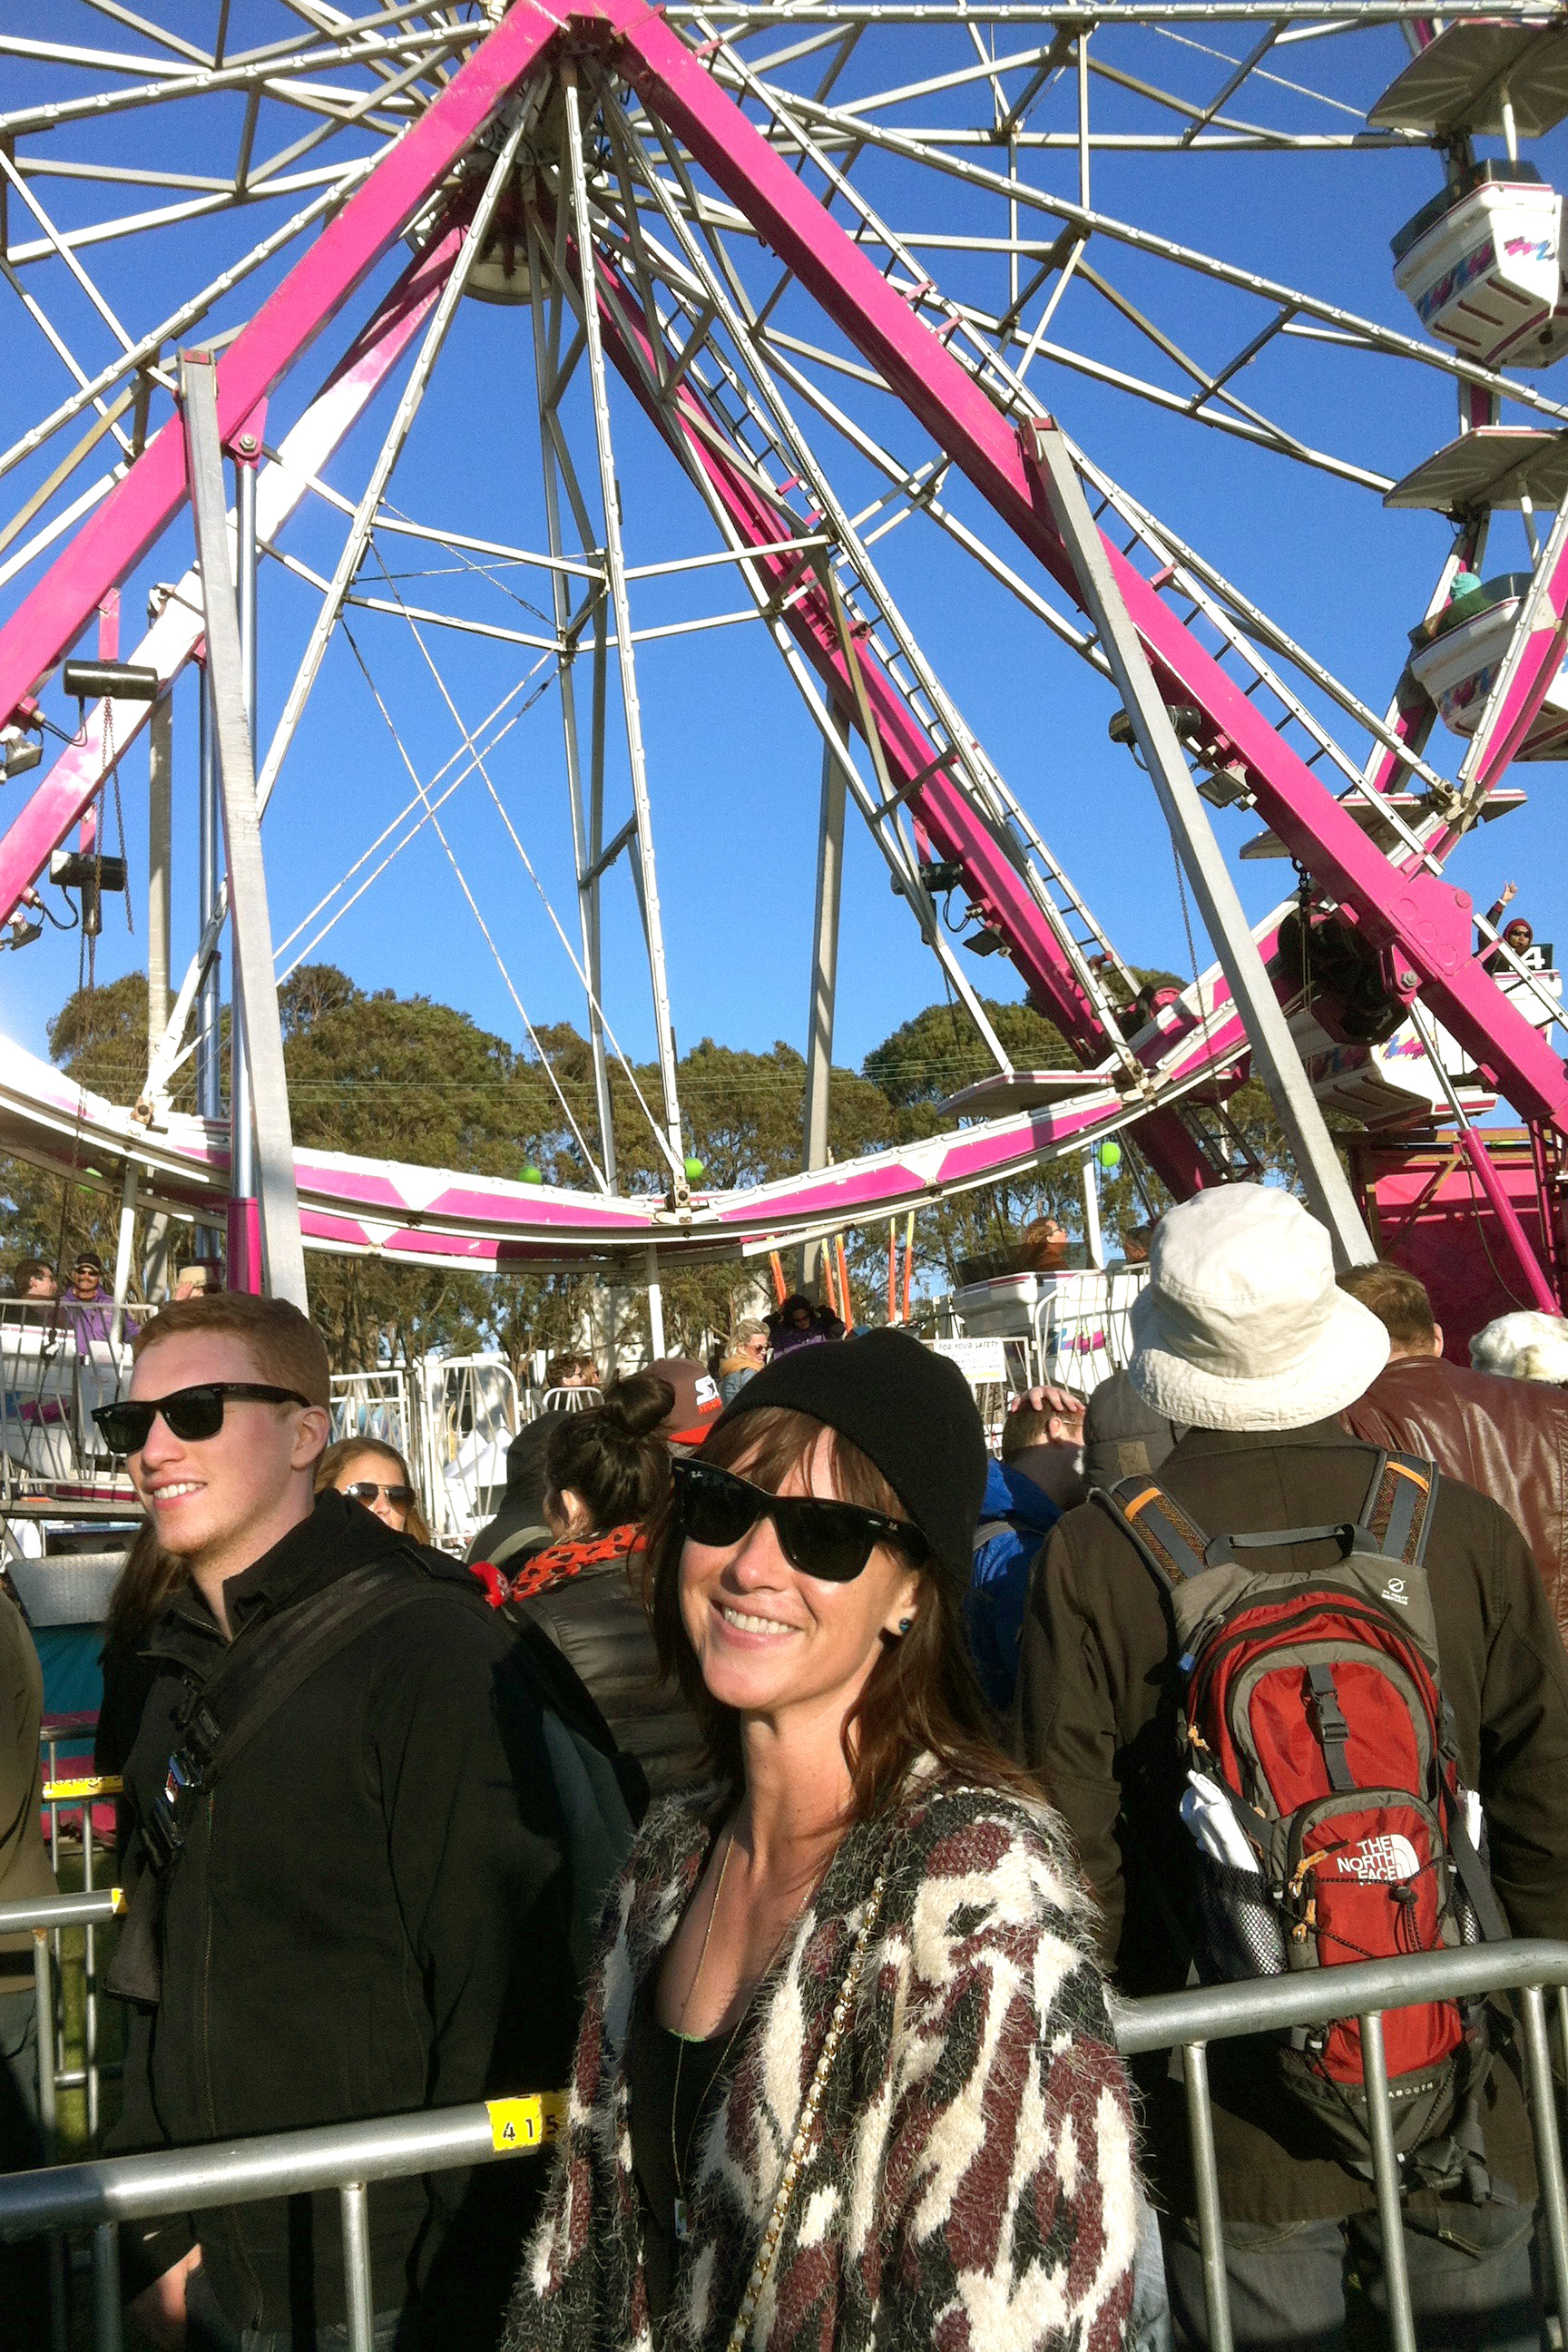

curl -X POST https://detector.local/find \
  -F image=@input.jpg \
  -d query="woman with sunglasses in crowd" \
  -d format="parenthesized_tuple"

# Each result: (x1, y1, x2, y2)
(314, 1435, 432, 1544)
(506, 1328, 1137, 2352)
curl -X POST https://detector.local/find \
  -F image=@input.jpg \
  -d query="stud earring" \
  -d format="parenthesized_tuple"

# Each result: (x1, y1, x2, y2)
(897, 1616, 913, 1634)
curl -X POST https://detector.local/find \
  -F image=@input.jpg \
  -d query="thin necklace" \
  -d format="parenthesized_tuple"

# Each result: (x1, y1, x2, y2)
(668, 1827, 821, 2242)
(671, 1826, 738, 2241)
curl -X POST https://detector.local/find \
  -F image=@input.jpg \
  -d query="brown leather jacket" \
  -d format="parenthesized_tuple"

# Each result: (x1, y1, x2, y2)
(1344, 1352, 1568, 1644)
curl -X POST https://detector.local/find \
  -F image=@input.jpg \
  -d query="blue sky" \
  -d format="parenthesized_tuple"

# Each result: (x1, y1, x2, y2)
(2, 2, 1566, 1144)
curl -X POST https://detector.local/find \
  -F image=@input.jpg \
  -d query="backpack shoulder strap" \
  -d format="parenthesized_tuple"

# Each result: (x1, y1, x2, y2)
(1092, 1476, 1213, 1591)
(202, 1560, 441, 1786)
(1357, 1448, 1438, 1567)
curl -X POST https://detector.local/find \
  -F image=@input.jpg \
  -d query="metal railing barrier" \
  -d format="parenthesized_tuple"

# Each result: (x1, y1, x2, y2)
(0, 2084, 564, 2352)
(38, 1722, 123, 2152)
(4, 1889, 122, 2352)
(0, 1938, 1564, 2352)
(1110, 1939, 1568, 2352)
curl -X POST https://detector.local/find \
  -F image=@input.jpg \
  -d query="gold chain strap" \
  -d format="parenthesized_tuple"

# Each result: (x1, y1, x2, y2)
(725, 1867, 888, 2352)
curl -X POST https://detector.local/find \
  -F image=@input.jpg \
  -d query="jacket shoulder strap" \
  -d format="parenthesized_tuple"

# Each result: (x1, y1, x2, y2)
(1092, 1476, 1213, 1591)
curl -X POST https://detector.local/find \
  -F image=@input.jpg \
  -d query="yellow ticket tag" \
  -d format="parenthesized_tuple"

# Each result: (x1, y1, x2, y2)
(111, 1887, 126, 1915)
(486, 2093, 566, 2153)
(42, 1777, 122, 1802)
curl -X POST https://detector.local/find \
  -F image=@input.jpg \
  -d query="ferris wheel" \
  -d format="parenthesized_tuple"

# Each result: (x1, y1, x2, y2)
(0, 0, 1565, 1342)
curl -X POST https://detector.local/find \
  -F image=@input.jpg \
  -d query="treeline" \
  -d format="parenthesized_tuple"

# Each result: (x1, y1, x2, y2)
(4, 963, 1264, 1371)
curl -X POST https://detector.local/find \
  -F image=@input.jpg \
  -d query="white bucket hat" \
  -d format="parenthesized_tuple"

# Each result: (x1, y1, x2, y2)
(1127, 1183, 1390, 1432)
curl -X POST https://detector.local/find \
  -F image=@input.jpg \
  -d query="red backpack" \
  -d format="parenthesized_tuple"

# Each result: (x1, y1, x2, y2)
(1100, 1450, 1507, 2191)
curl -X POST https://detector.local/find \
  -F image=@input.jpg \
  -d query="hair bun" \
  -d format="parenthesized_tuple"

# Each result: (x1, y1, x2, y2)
(600, 1372, 672, 1441)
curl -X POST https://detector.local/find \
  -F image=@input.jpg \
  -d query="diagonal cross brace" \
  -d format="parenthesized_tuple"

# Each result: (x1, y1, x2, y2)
(181, 354, 308, 1311)
(1028, 421, 1373, 1263)
(580, 233, 1217, 1194)
(0, 0, 567, 749)
(0, 230, 465, 937)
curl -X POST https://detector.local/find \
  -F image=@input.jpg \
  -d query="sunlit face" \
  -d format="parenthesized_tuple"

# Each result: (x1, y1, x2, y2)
(25, 1269, 57, 1300)
(72, 1263, 103, 1299)
(332, 1446, 412, 1532)
(1505, 922, 1533, 954)
(127, 1330, 327, 1577)
(679, 1430, 922, 1731)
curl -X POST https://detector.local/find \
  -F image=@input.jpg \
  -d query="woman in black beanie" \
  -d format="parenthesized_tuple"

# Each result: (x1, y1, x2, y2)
(507, 1328, 1138, 2352)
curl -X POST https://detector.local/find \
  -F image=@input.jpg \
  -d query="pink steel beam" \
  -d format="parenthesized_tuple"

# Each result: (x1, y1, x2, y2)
(1455, 1126, 1559, 1313)
(583, 245, 1213, 1196)
(605, 0, 1568, 1137)
(0, 1, 565, 738)
(1463, 531, 1568, 798)
(0, 230, 465, 929)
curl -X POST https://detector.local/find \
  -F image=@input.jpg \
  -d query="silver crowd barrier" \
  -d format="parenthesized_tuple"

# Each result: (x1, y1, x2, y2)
(1111, 1939, 1568, 2352)
(3, 1887, 122, 2352)
(0, 2081, 562, 2352)
(0, 1936, 1564, 2352)
(37, 1725, 123, 2151)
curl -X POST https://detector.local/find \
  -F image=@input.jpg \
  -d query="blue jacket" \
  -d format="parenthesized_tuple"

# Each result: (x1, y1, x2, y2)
(965, 1459, 1061, 1712)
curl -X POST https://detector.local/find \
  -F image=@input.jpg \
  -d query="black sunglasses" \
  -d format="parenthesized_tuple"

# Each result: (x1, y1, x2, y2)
(672, 1457, 927, 1584)
(93, 1383, 312, 1455)
(342, 1481, 415, 1509)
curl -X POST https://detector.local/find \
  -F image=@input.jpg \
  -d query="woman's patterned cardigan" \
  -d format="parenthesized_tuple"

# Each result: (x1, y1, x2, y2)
(505, 1764, 1138, 2352)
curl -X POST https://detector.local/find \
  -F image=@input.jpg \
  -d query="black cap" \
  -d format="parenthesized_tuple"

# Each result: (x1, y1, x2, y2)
(710, 1328, 988, 1598)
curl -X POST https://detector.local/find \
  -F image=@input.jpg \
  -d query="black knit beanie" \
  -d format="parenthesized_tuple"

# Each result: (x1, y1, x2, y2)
(709, 1328, 988, 1598)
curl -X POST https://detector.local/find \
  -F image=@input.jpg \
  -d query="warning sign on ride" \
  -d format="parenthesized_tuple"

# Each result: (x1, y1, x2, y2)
(929, 1337, 1009, 1387)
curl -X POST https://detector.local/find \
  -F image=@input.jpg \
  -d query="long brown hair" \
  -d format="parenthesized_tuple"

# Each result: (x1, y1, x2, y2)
(645, 1404, 1031, 1823)
(315, 1436, 433, 1546)
(103, 1520, 185, 1650)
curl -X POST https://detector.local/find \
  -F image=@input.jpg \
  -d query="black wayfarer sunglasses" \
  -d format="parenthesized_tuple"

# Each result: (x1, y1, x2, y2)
(93, 1383, 313, 1455)
(342, 1481, 415, 1510)
(671, 1456, 927, 1584)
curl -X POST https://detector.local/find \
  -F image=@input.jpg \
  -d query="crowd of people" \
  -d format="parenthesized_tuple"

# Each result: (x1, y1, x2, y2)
(2, 1194, 1568, 2350)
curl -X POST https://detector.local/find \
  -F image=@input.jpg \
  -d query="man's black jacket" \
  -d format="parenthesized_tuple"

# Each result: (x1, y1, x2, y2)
(109, 1490, 583, 2341)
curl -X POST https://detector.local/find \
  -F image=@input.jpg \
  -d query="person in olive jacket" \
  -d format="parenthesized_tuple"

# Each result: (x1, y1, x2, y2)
(105, 1294, 587, 2352)
(1017, 1186, 1568, 2352)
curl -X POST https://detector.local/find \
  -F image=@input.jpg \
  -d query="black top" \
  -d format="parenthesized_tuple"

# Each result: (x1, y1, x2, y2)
(630, 1980, 743, 2336)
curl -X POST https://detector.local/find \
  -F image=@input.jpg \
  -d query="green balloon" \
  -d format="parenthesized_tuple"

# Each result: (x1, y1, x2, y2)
(1097, 1140, 1122, 1171)
(683, 1155, 707, 1183)
(519, 1163, 544, 1185)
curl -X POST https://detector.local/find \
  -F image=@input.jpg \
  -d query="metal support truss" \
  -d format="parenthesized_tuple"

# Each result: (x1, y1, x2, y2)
(256, 109, 534, 811)
(563, 70, 687, 1191)
(181, 352, 307, 1309)
(1029, 420, 1372, 1262)
(527, 205, 619, 1191)
(802, 737, 845, 1291)
(566, 208, 1215, 1196)
(607, 0, 1568, 1138)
